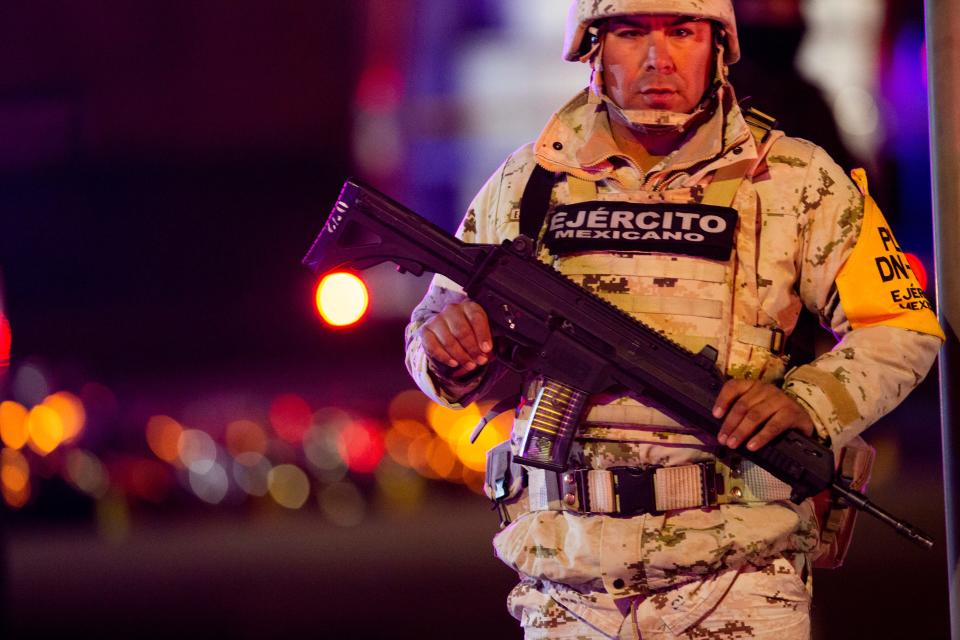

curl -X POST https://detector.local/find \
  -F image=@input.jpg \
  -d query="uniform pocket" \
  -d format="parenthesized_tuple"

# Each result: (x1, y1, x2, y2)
(658, 556, 811, 638)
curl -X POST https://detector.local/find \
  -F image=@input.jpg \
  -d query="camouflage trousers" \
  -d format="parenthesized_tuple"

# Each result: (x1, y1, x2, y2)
(507, 556, 811, 640)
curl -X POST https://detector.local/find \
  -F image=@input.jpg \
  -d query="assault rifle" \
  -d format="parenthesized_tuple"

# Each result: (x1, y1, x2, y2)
(303, 179, 934, 550)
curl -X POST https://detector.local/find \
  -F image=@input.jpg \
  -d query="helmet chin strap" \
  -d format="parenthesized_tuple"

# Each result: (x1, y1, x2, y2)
(588, 35, 730, 136)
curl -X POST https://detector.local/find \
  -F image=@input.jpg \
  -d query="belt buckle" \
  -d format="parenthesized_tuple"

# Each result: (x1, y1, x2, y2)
(609, 466, 657, 516)
(568, 463, 722, 516)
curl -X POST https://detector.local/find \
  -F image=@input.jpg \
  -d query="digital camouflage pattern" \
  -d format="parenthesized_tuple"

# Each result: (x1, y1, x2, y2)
(404, 85, 941, 637)
(508, 555, 810, 639)
(563, 0, 741, 63)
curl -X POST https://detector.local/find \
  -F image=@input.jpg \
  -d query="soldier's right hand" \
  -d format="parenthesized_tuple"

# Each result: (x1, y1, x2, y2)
(420, 300, 493, 379)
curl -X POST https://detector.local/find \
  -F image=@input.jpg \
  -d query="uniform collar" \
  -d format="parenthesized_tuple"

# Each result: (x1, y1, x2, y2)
(534, 86, 757, 186)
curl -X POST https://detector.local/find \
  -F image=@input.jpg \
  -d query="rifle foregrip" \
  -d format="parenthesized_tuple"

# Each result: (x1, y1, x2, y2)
(740, 430, 835, 502)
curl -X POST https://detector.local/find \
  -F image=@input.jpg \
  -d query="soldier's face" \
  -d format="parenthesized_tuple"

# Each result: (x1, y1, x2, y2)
(601, 15, 715, 114)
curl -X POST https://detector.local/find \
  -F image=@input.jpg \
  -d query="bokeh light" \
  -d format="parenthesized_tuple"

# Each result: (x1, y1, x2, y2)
(232, 452, 272, 497)
(0, 400, 29, 450)
(269, 394, 312, 444)
(388, 389, 430, 423)
(147, 415, 184, 464)
(0, 312, 10, 373)
(267, 464, 311, 509)
(336, 420, 385, 473)
(426, 437, 459, 480)
(406, 432, 441, 480)
(315, 272, 369, 327)
(303, 424, 349, 482)
(384, 418, 431, 467)
(12, 363, 50, 407)
(26, 404, 64, 455)
(2, 447, 30, 493)
(178, 429, 218, 474)
(426, 402, 481, 444)
(455, 402, 513, 473)
(318, 481, 366, 527)
(64, 449, 110, 499)
(1, 447, 30, 508)
(42, 391, 86, 443)
(375, 458, 426, 510)
(188, 462, 229, 505)
(225, 419, 268, 457)
(905, 253, 928, 291)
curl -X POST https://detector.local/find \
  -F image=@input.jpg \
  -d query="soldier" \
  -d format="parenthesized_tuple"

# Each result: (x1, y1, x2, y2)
(405, 1, 944, 638)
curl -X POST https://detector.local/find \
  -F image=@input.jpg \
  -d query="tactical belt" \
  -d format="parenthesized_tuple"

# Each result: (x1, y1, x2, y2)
(523, 458, 792, 518)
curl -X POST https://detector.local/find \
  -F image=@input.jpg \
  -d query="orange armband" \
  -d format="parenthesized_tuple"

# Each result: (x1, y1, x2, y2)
(834, 169, 945, 340)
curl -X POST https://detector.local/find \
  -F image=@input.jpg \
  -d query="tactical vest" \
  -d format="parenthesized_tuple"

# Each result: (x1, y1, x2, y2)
(512, 109, 802, 468)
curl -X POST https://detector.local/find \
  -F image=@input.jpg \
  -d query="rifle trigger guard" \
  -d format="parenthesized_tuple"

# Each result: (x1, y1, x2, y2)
(495, 339, 533, 372)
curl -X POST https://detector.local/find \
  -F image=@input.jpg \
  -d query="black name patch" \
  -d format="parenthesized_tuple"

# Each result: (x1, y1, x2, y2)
(544, 201, 739, 261)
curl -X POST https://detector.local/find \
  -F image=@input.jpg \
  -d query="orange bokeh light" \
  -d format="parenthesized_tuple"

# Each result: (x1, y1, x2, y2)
(388, 389, 430, 423)
(225, 419, 269, 456)
(0, 401, 29, 450)
(406, 433, 441, 480)
(2, 482, 29, 508)
(1, 447, 29, 493)
(456, 401, 513, 473)
(315, 272, 369, 327)
(425, 437, 459, 480)
(42, 391, 86, 443)
(146, 415, 184, 464)
(1, 447, 30, 508)
(384, 419, 430, 467)
(26, 404, 64, 455)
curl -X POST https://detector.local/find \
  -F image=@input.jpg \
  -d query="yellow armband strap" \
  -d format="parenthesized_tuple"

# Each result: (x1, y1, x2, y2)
(835, 169, 945, 340)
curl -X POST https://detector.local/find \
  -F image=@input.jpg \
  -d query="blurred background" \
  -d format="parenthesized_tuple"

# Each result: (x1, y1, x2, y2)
(0, 0, 946, 637)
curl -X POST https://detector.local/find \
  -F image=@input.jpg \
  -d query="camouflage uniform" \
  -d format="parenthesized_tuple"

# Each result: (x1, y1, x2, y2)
(404, 41, 942, 640)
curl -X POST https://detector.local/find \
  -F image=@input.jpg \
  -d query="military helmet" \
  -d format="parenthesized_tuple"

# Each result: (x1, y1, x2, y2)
(563, 0, 740, 64)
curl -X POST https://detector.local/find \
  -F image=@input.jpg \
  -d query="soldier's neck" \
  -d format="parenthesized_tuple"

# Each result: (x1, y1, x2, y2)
(610, 116, 685, 174)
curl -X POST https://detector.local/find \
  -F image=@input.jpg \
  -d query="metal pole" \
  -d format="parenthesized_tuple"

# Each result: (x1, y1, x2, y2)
(925, 1, 960, 637)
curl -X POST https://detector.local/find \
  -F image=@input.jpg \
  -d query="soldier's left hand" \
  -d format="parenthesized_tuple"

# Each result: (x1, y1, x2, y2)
(712, 380, 815, 451)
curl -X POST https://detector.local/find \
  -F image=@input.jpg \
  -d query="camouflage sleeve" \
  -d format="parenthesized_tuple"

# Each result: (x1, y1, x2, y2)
(782, 145, 941, 452)
(404, 145, 537, 407)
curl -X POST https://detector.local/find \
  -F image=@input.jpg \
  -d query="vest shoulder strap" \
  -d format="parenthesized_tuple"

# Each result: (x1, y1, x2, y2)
(519, 164, 558, 241)
(742, 106, 778, 145)
(702, 106, 784, 207)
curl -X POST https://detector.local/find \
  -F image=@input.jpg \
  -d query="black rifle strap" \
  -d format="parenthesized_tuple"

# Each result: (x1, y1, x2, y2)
(519, 164, 558, 244)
